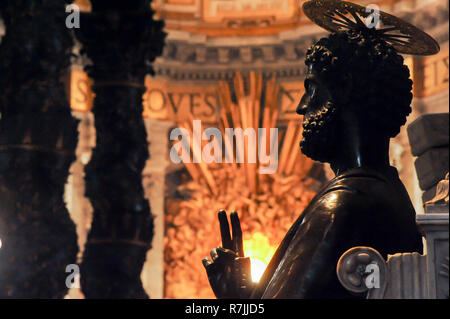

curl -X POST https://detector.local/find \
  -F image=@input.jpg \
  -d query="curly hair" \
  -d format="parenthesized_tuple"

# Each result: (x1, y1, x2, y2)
(305, 29, 413, 138)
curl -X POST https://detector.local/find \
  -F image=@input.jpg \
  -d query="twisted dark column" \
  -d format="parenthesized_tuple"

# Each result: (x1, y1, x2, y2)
(0, 0, 79, 298)
(75, 0, 165, 298)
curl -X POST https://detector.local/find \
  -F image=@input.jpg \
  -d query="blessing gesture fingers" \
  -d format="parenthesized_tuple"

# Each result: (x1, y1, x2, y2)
(202, 210, 253, 299)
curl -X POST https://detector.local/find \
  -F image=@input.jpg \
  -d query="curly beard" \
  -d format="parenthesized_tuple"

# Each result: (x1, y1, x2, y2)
(300, 100, 339, 163)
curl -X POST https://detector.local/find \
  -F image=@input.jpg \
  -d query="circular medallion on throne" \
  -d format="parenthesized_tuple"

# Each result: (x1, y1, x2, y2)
(336, 246, 388, 296)
(303, 0, 440, 55)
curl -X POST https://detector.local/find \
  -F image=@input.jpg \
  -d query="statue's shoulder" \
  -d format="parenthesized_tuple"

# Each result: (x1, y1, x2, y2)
(323, 166, 398, 196)
(315, 166, 402, 215)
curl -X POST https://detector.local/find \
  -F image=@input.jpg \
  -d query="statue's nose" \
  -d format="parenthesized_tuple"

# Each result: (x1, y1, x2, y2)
(296, 94, 309, 115)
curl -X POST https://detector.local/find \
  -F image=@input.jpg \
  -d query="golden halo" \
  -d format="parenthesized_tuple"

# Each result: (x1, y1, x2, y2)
(303, 0, 440, 56)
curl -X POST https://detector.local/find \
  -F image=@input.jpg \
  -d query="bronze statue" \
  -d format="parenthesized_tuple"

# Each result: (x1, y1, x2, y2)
(202, 0, 440, 299)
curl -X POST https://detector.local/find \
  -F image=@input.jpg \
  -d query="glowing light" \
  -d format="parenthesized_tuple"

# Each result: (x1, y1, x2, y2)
(250, 258, 267, 283)
(243, 232, 277, 283)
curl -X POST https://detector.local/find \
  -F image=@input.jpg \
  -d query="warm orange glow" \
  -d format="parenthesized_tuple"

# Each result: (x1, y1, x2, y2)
(243, 232, 277, 282)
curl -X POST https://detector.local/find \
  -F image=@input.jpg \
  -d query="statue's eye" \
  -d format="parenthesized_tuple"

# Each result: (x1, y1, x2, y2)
(310, 85, 316, 98)
(306, 80, 316, 98)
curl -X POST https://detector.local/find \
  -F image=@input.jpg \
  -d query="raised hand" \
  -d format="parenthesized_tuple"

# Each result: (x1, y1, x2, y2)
(202, 210, 254, 299)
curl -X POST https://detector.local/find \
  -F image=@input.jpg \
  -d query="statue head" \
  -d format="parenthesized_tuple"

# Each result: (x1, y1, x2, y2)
(296, 29, 413, 163)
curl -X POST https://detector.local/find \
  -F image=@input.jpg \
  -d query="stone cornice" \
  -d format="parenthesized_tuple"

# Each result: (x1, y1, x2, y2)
(153, 33, 323, 81)
(50, 0, 447, 82)
(152, 1, 449, 82)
